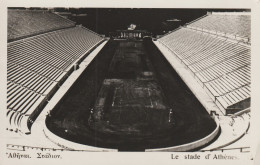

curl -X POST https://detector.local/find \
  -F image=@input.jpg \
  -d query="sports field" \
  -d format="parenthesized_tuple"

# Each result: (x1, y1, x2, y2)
(46, 40, 217, 151)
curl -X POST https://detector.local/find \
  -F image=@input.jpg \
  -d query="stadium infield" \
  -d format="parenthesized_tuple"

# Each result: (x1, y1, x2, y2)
(46, 40, 217, 151)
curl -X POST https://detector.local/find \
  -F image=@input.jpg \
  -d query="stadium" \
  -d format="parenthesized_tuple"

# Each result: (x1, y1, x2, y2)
(6, 8, 251, 152)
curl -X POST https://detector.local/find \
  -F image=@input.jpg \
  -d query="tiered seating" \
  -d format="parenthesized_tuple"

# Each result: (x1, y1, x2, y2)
(205, 66, 250, 97)
(196, 52, 250, 82)
(187, 13, 251, 39)
(216, 85, 250, 109)
(159, 23, 250, 114)
(7, 26, 104, 133)
(8, 9, 75, 41)
(7, 82, 46, 126)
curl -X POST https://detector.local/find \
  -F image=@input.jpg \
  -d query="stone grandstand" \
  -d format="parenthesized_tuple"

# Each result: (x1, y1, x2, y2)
(158, 12, 250, 115)
(187, 12, 250, 41)
(8, 9, 76, 42)
(7, 9, 105, 134)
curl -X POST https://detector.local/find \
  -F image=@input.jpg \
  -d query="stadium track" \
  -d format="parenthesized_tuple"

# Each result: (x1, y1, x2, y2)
(46, 39, 217, 151)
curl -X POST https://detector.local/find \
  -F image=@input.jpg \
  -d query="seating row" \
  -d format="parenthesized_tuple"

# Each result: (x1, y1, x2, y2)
(7, 26, 104, 133)
(187, 13, 251, 39)
(159, 26, 250, 114)
(8, 9, 75, 41)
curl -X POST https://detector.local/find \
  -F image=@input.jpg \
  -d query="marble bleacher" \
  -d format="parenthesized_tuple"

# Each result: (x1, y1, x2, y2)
(159, 13, 251, 114)
(7, 26, 104, 133)
(8, 9, 75, 41)
(186, 12, 251, 42)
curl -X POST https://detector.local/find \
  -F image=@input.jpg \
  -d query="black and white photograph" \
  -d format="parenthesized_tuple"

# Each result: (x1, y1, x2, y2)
(0, 0, 260, 165)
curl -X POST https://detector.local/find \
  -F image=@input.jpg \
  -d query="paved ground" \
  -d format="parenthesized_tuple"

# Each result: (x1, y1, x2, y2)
(46, 40, 216, 151)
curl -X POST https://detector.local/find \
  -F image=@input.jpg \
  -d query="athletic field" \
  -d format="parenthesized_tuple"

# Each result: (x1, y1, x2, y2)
(46, 40, 216, 151)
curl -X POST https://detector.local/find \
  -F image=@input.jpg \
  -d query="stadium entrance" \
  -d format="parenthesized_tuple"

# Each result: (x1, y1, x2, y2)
(110, 30, 150, 39)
